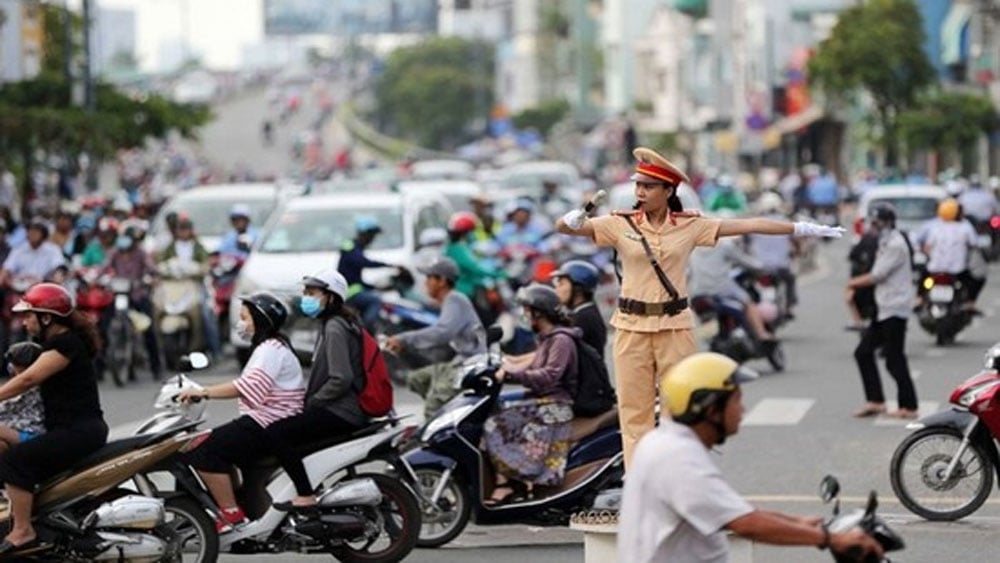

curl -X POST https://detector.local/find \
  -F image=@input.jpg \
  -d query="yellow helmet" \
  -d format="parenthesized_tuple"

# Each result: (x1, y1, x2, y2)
(937, 198, 960, 221)
(661, 353, 759, 424)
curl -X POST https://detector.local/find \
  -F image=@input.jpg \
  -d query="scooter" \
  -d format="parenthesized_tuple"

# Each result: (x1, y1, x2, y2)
(690, 294, 786, 372)
(889, 341, 1000, 521)
(209, 252, 245, 344)
(153, 258, 204, 370)
(915, 272, 972, 345)
(819, 476, 905, 562)
(398, 328, 624, 548)
(0, 417, 212, 560)
(131, 354, 423, 563)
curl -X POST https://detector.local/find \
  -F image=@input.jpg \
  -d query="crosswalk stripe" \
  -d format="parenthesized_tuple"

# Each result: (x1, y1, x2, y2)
(742, 398, 814, 426)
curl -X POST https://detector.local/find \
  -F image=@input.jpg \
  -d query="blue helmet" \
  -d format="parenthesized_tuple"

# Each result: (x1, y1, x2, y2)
(354, 215, 382, 234)
(551, 260, 600, 292)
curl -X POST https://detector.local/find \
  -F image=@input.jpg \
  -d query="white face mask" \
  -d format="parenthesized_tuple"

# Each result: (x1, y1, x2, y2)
(235, 319, 253, 341)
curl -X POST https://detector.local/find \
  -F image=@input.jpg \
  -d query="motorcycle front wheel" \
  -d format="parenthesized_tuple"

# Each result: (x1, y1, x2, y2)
(413, 468, 471, 548)
(327, 473, 420, 563)
(890, 427, 994, 521)
(161, 496, 220, 563)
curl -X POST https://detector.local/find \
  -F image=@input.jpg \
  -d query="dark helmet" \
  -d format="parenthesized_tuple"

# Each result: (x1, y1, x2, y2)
(239, 291, 289, 330)
(551, 260, 600, 292)
(4, 341, 43, 369)
(868, 202, 896, 228)
(27, 219, 50, 238)
(516, 283, 564, 318)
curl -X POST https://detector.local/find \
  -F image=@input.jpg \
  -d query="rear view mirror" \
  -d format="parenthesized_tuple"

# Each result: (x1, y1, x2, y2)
(187, 352, 210, 371)
(819, 475, 840, 504)
(486, 326, 504, 345)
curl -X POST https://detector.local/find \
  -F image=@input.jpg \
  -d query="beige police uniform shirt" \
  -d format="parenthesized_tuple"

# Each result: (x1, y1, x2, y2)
(591, 213, 721, 332)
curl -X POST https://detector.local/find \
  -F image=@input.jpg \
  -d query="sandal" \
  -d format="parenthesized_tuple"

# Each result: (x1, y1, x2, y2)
(888, 409, 918, 420)
(484, 482, 527, 507)
(852, 403, 886, 418)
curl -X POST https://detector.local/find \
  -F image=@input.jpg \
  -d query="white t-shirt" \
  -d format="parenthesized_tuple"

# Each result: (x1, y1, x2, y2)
(618, 420, 754, 563)
(925, 221, 978, 274)
(234, 339, 305, 427)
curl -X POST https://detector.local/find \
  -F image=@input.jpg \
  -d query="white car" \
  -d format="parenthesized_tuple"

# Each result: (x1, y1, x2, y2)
(396, 180, 484, 213)
(854, 184, 947, 238)
(409, 159, 475, 181)
(230, 190, 452, 358)
(499, 160, 582, 201)
(146, 183, 301, 254)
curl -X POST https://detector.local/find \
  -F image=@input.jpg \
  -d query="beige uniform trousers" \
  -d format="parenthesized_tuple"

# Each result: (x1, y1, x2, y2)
(613, 328, 697, 469)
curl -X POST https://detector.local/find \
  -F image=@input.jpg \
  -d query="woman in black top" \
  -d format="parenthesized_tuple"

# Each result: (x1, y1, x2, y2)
(551, 260, 608, 356)
(0, 283, 107, 553)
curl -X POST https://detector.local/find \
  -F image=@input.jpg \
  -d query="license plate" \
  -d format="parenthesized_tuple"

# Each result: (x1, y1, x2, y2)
(929, 285, 954, 303)
(760, 287, 776, 302)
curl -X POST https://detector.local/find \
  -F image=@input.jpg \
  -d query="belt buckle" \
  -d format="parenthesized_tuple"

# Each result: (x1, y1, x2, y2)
(644, 302, 662, 315)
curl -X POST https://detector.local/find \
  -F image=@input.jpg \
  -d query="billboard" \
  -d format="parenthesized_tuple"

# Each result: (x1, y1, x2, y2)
(264, 0, 438, 36)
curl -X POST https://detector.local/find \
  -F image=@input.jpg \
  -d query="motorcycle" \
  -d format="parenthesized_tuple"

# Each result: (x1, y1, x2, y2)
(819, 475, 905, 562)
(153, 258, 204, 371)
(690, 294, 786, 372)
(0, 416, 212, 560)
(131, 354, 423, 563)
(915, 272, 972, 345)
(105, 275, 153, 387)
(209, 252, 245, 344)
(735, 268, 793, 331)
(889, 341, 1000, 521)
(73, 267, 114, 325)
(398, 327, 624, 548)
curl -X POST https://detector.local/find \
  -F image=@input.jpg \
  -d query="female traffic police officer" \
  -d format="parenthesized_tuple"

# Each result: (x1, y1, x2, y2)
(556, 147, 843, 468)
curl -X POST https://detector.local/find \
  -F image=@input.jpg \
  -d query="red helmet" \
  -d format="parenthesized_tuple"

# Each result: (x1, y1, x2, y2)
(447, 211, 478, 235)
(13, 283, 75, 317)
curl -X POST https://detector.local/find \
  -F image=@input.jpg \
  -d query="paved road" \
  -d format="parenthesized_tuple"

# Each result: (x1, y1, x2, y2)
(93, 237, 1000, 561)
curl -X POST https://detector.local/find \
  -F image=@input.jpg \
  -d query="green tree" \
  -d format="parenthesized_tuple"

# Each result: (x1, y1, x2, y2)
(898, 90, 998, 170)
(0, 4, 211, 200)
(808, 0, 935, 167)
(511, 99, 571, 137)
(375, 37, 493, 149)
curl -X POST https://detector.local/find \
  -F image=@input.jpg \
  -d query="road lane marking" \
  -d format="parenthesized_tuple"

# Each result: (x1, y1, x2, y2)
(742, 398, 814, 426)
(872, 401, 940, 426)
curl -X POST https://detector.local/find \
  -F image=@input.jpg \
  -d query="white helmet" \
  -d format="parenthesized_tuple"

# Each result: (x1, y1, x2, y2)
(302, 268, 348, 300)
(756, 192, 784, 214)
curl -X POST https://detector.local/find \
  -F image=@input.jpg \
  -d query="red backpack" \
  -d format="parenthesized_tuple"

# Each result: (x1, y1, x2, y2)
(356, 328, 393, 417)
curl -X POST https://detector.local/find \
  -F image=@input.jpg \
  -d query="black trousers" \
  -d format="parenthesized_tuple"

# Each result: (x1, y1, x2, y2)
(185, 415, 269, 473)
(264, 407, 361, 496)
(0, 418, 108, 490)
(854, 317, 918, 410)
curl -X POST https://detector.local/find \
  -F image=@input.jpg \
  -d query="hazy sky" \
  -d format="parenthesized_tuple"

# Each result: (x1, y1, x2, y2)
(95, 0, 264, 71)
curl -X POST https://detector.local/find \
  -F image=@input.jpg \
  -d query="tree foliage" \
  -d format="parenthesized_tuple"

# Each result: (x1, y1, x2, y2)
(898, 91, 998, 154)
(808, 0, 935, 166)
(375, 37, 494, 149)
(512, 99, 571, 136)
(0, 4, 211, 192)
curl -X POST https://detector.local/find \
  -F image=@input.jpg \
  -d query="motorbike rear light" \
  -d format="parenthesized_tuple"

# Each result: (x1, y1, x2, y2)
(922, 277, 934, 291)
(853, 217, 865, 237)
(931, 273, 954, 284)
(991, 216, 1000, 230)
(180, 430, 212, 453)
(757, 275, 774, 287)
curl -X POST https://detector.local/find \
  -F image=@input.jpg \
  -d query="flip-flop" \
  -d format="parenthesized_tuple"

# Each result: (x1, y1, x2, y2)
(483, 485, 518, 507)
(0, 536, 41, 555)
(852, 404, 886, 418)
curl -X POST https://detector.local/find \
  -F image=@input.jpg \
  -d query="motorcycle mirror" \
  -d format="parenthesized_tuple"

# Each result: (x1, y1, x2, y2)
(819, 475, 840, 504)
(486, 325, 504, 345)
(185, 352, 210, 371)
(865, 490, 878, 516)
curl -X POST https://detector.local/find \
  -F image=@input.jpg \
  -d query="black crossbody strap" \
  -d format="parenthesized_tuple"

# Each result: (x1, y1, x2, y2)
(621, 214, 680, 300)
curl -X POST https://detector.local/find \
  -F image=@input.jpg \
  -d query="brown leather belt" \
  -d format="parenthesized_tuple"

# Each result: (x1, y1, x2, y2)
(618, 297, 688, 317)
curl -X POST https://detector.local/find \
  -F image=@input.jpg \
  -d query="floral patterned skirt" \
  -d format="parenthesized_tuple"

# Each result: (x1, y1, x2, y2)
(482, 397, 574, 487)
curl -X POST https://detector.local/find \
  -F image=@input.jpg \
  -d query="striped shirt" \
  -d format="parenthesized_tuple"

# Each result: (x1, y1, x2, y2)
(234, 339, 305, 427)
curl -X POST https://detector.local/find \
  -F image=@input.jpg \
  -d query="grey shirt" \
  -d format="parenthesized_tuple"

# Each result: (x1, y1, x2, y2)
(397, 290, 486, 359)
(870, 229, 915, 321)
(688, 238, 762, 297)
(306, 317, 366, 426)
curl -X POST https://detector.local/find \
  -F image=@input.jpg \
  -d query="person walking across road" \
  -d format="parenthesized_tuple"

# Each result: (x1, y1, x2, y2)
(847, 203, 919, 419)
(557, 146, 844, 468)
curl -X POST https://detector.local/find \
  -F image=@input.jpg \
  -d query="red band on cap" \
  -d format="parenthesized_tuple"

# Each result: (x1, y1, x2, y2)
(635, 162, 682, 184)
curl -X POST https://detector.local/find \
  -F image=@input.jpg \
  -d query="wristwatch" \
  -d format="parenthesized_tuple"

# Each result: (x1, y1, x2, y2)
(817, 523, 831, 551)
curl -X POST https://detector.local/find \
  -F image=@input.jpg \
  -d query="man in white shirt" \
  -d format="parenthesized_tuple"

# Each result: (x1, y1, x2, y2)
(922, 199, 981, 311)
(0, 221, 65, 287)
(619, 353, 882, 563)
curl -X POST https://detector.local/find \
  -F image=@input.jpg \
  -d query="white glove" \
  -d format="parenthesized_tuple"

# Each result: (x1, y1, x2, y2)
(793, 221, 846, 238)
(562, 209, 587, 230)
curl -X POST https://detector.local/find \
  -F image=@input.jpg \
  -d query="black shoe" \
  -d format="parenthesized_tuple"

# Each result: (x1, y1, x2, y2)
(273, 501, 319, 514)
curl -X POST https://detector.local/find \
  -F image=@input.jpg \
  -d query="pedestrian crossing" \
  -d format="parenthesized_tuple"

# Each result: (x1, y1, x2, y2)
(740, 397, 941, 428)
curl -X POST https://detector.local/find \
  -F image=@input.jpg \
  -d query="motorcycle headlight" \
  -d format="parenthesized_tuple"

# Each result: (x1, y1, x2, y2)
(421, 403, 477, 443)
(957, 381, 999, 408)
(984, 342, 1000, 370)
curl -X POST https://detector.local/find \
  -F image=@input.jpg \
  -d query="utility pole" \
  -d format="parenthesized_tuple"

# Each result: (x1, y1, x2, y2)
(82, 0, 95, 112)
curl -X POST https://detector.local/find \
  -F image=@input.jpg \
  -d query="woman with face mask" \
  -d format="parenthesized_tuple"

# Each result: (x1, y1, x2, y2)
(178, 291, 304, 531)
(481, 284, 580, 506)
(265, 268, 369, 511)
